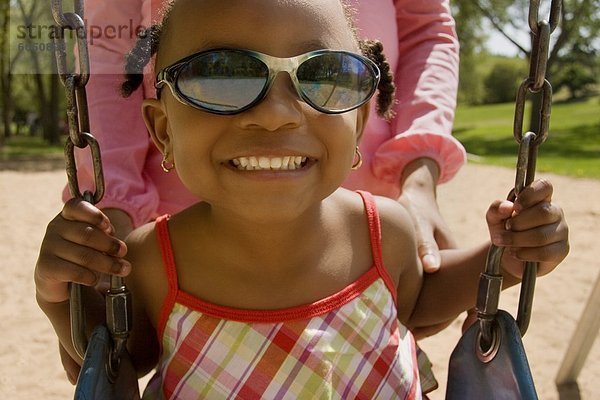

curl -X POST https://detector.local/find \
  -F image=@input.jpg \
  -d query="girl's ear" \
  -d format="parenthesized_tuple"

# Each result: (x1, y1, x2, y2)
(142, 98, 171, 154)
(355, 101, 371, 143)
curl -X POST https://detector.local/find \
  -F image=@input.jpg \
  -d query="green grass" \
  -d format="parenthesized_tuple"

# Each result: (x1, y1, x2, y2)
(453, 95, 600, 179)
(0, 135, 64, 159)
(2, 96, 599, 179)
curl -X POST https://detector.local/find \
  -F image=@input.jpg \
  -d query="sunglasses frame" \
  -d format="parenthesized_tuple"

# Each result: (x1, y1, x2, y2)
(155, 48, 380, 115)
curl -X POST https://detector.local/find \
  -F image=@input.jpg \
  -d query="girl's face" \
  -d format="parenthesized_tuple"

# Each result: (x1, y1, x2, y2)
(143, 0, 370, 223)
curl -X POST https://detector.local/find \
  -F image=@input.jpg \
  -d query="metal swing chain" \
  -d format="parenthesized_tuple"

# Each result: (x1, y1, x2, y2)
(50, 0, 132, 381)
(476, 0, 562, 349)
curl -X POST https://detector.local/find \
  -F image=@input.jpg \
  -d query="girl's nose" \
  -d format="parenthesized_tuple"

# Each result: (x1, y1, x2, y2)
(236, 74, 303, 131)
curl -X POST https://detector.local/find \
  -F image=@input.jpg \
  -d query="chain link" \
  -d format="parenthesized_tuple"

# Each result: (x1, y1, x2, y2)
(51, 0, 97, 361)
(513, 78, 552, 145)
(51, 0, 131, 377)
(478, 0, 561, 347)
(528, 20, 551, 92)
(528, 0, 562, 33)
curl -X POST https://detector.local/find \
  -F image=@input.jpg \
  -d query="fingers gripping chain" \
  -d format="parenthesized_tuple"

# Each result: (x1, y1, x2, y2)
(477, 0, 561, 347)
(50, 0, 131, 379)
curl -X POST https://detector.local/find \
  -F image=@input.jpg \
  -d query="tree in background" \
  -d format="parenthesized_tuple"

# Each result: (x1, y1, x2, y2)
(553, 40, 598, 99)
(1, 0, 62, 146)
(453, 0, 487, 105)
(1, 0, 10, 147)
(453, 0, 599, 129)
(14, 0, 61, 144)
(484, 60, 528, 104)
(1, 0, 598, 148)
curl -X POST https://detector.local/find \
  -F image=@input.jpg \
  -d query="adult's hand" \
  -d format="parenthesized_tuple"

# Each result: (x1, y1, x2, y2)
(399, 158, 457, 273)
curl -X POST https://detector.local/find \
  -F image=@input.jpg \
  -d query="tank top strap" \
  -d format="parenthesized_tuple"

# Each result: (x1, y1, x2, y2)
(155, 214, 179, 291)
(355, 190, 398, 303)
(155, 214, 179, 342)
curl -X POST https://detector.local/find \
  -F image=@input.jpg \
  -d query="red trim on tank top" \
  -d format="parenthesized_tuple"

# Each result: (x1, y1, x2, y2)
(155, 214, 178, 346)
(154, 190, 398, 329)
(175, 267, 381, 323)
(356, 190, 399, 303)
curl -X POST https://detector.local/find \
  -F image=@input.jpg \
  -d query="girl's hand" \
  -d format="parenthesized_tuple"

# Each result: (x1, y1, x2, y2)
(486, 179, 569, 279)
(35, 198, 131, 304)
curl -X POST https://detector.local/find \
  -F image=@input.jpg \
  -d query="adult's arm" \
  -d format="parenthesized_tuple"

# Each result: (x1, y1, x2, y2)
(366, 0, 467, 275)
(371, 0, 466, 186)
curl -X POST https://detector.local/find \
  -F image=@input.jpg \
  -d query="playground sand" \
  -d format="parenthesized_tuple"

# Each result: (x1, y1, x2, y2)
(0, 164, 598, 399)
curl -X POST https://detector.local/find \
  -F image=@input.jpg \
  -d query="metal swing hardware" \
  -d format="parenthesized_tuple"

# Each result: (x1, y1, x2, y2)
(477, 130, 539, 351)
(50, 0, 134, 390)
(476, 0, 560, 350)
(447, 1, 561, 399)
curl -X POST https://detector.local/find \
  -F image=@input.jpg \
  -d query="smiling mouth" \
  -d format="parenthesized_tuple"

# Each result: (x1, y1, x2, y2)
(229, 156, 310, 171)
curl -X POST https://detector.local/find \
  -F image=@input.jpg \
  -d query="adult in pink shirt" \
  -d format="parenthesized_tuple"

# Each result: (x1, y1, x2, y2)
(66, 0, 465, 272)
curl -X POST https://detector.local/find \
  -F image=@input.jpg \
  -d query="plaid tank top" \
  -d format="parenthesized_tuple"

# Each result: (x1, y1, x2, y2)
(143, 191, 421, 399)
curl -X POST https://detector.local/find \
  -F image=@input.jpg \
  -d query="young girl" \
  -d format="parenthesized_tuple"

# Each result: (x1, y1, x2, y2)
(35, 0, 568, 398)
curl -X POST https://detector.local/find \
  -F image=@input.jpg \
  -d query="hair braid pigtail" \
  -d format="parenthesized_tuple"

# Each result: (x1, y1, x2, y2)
(121, 24, 163, 97)
(360, 40, 395, 120)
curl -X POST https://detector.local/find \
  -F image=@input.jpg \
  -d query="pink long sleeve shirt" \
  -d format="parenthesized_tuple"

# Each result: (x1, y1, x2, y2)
(63, 0, 466, 228)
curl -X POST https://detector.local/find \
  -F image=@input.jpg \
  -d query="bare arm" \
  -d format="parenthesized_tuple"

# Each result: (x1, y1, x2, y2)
(123, 225, 164, 377)
(404, 180, 569, 328)
(35, 200, 131, 364)
(36, 201, 160, 380)
(407, 243, 489, 328)
(54, 207, 134, 382)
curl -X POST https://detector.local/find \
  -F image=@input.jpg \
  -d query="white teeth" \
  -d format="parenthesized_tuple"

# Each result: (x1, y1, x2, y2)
(258, 157, 269, 169)
(231, 156, 308, 171)
(270, 157, 282, 169)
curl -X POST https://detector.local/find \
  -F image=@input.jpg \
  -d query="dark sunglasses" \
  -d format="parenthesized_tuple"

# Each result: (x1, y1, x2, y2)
(155, 48, 380, 115)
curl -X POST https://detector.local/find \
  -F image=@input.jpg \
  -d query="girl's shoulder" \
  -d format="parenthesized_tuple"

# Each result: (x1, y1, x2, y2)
(125, 219, 163, 271)
(348, 191, 421, 322)
(332, 189, 417, 271)
(124, 218, 169, 322)
(125, 218, 158, 246)
(369, 194, 418, 274)
(331, 189, 415, 241)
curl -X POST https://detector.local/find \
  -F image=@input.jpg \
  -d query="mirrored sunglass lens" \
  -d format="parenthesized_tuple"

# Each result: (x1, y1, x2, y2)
(297, 53, 375, 111)
(176, 52, 268, 112)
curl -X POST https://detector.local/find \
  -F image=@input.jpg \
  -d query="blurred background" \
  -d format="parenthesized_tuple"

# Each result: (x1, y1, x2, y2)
(1, 0, 598, 177)
(0, 1, 598, 399)
(0, 0, 600, 178)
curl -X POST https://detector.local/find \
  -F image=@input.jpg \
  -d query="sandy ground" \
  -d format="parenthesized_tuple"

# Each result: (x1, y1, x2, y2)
(0, 163, 598, 399)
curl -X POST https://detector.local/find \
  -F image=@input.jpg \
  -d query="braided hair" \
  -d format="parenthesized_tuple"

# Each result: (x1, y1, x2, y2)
(359, 40, 396, 120)
(120, 4, 395, 119)
(120, 24, 162, 97)
(120, 0, 174, 97)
